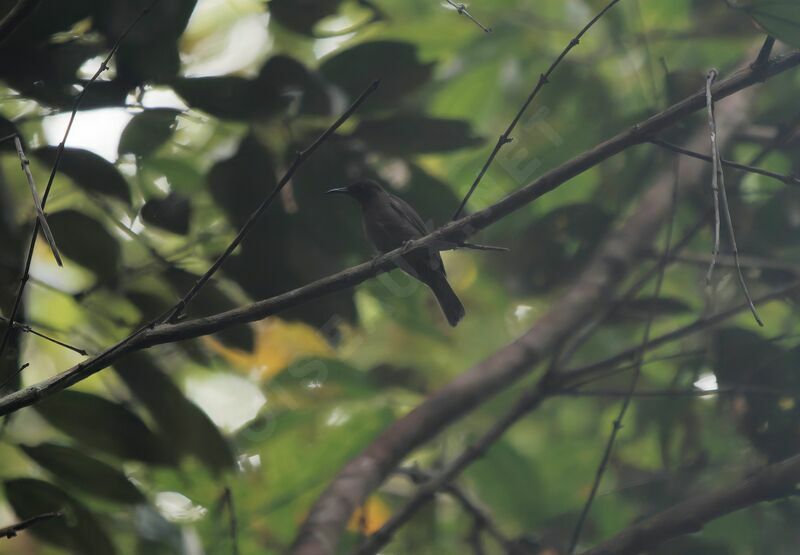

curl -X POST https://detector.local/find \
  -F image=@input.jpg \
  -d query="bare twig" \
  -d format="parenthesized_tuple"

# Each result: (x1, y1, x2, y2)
(12, 136, 62, 266)
(562, 279, 800, 386)
(648, 138, 800, 187)
(752, 36, 776, 69)
(557, 385, 785, 398)
(705, 70, 723, 285)
(394, 466, 512, 550)
(0, 511, 62, 539)
(222, 487, 239, 555)
(444, 0, 492, 33)
(704, 69, 763, 326)
(567, 150, 679, 555)
(451, 0, 622, 220)
(164, 79, 380, 323)
(0, 316, 88, 357)
(0, 0, 160, 382)
(580, 453, 800, 555)
(356, 384, 550, 555)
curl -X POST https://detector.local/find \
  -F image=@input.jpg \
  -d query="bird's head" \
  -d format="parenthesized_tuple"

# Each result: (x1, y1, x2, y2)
(326, 179, 385, 204)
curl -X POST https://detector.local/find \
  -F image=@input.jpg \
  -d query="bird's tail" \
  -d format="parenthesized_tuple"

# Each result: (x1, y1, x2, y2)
(427, 272, 465, 327)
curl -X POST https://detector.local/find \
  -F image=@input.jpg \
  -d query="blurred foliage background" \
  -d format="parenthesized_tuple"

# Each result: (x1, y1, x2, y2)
(0, 0, 799, 553)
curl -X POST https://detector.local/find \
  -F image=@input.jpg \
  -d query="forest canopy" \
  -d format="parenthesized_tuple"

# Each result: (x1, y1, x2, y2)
(0, 1, 800, 554)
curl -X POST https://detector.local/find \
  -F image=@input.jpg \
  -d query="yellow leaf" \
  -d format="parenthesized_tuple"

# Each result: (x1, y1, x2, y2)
(205, 318, 334, 381)
(347, 495, 392, 535)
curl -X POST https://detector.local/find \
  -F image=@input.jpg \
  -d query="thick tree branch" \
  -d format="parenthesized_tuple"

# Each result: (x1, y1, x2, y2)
(579, 453, 800, 555)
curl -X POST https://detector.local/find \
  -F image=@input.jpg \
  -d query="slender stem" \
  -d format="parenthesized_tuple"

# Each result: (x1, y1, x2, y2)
(568, 148, 679, 555)
(0, 511, 62, 539)
(444, 0, 492, 33)
(451, 0, 622, 220)
(648, 138, 800, 186)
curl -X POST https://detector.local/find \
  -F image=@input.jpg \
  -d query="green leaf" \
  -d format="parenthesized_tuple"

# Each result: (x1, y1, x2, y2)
(172, 55, 329, 120)
(35, 390, 176, 466)
(729, 0, 800, 47)
(47, 210, 120, 284)
(20, 443, 146, 504)
(118, 109, 181, 158)
(5, 478, 116, 555)
(268, 0, 342, 35)
(114, 353, 236, 474)
(320, 41, 433, 110)
(141, 192, 191, 235)
(33, 146, 131, 204)
(352, 115, 484, 155)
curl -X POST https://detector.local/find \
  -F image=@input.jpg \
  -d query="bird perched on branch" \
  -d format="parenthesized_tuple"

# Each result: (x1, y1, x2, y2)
(326, 179, 465, 326)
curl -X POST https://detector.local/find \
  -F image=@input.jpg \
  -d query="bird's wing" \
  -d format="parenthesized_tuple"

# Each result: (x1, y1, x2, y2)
(386, 193, 448, 277)
(386, 194, 430, 236)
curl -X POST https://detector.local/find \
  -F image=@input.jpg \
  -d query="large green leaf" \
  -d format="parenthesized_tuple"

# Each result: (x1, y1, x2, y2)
(46, 210, 121, 284)
(33, 147, 131, 204)
(728, 0, 800, 47)
(35, 390, 177, 465)
(20, 443, 146, 504)
(118, 108, 181, 158)
(319, 41, 433, 110)
(114, 353, 236, 474)
(5, 478, 116, 555)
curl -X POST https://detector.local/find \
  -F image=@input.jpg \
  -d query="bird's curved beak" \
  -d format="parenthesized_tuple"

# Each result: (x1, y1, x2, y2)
(325, 187, 350, 196)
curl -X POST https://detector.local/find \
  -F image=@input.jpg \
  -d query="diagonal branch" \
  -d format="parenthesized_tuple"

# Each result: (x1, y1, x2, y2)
(12, 136, 61, 266)
(444, 0, 492, 33)
(648, 137, 800, 187)
(579, 453, 800, 555)
(0, 511, 62, 539)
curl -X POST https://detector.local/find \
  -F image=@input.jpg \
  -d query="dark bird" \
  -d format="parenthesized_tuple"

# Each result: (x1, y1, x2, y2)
(326, 179, 465, 326)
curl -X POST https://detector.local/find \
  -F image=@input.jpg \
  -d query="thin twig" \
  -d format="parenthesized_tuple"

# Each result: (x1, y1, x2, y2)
(705, 70, 722, 285)
(0, 0, 160, 382)
(394, 466, 512, 550)
(704, 69, 763, 326)
(444, 0, 491, 33)
(356, 384, 550, 555)
(648, 138, 800, 187)
(568, 151, 679, 555)
(222, 487, 239, 555)
(0, 511, 62, 539)
(0, 316, 87, 356)
(12, 136, 62, 266)
(164, 79, 380, 323)
(580, 452, 800, 555)
(451, 0, 622, 220)
(558, 385, 785, 398)
(752, 36, 776, 69)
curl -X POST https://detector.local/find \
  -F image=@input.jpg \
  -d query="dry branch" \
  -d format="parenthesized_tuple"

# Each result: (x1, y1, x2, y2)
(580, 453, 800, 555)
